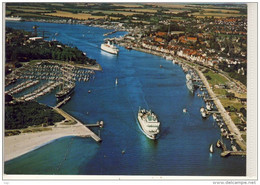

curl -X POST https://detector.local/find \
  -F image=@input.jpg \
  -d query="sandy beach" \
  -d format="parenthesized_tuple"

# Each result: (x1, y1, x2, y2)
(4, 120, 93, 162)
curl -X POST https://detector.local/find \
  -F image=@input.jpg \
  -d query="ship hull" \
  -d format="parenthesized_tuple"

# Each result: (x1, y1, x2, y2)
(186, 79, 195, 93)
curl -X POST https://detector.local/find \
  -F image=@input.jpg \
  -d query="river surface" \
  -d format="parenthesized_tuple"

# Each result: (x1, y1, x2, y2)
(5, 21, 246, 176)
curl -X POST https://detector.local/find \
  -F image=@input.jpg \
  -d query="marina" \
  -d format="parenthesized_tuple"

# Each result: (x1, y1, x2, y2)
(5, 80, 39, 95)
(6, 60, 97, 103)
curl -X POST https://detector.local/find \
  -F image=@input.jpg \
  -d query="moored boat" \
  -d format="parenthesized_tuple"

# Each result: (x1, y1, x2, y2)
(137, 107, 160, 140)
(56, 83, 75, 101)
(186, 79, 194, 93)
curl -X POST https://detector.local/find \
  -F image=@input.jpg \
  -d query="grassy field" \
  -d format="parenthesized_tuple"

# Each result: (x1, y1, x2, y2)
(91, 10, 143, 16)
(44, 10, 107, 20)
(116, 8, 157, 13)
(219, 97, 245, 111)
(131, 20, 150, 24)
(164, 9, 187, 14)
(7, 5, 47, 10)
(191, 12, 246, 18)
(202, 68, 246, 126)
(146, 3, 187, 9)
(203, 8, 240, 14)
(13, 8, 51, 13)
(112, 3, 144, 8)
(203, 70, 229, 86)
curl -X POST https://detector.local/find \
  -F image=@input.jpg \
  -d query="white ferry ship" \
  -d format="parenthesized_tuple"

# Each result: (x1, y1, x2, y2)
(137, 108, 160, 140)
(101, 40, 119, 55)
(5, 16, 22, 21)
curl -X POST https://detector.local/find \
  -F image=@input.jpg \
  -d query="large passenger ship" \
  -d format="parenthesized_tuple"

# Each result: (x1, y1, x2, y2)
(101, 40, 119, 55)
(137, 108, 160, 140)
(5, 16, 22, 21)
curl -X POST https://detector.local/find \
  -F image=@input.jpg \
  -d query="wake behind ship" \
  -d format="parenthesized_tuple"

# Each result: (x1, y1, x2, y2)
(137, 108, 160, 140)
(101, 40, 119, 55)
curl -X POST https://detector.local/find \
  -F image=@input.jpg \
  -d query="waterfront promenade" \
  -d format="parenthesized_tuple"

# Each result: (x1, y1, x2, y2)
(194, 67, 246, 151)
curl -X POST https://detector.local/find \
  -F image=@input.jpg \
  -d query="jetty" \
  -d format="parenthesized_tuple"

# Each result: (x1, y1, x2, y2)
(5, 80, 39, 95)
(217, 140, 246, 157)
(55, 96, 71, 108)
(86, 121, 104, 128)
(19, 81, 61, 101)
(53, 107, 102, 142)
(103, 30, 117, 36)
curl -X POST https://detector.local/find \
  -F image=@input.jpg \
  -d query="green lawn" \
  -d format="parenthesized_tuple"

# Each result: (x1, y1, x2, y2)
(203, 70, 229, 86)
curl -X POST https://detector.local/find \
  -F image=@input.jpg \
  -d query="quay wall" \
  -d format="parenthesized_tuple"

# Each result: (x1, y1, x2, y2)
(191, 65, 246, 151)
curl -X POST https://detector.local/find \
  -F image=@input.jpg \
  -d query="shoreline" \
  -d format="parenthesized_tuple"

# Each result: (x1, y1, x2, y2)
(194, 66, 246, 151)
(4, 117, 94, 162)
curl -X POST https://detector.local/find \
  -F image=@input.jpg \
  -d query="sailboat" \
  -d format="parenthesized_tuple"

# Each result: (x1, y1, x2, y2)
(209, 144, 214, 153)
(115, 78, 118, 86)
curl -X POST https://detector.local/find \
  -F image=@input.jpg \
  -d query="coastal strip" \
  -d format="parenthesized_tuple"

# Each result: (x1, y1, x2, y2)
(4, 107, 101, 162)
(178, 59, 247, 151)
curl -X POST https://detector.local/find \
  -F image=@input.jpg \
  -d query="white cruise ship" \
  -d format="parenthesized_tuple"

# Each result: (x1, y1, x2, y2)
(101, 40, 119, 55)
(137, 108, 160, 140)
(5, 16, 22, 21)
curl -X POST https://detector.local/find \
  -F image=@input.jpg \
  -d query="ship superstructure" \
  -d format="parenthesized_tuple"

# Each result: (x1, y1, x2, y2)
(101, 40, 119, 55)
(137, 108, 160, 140)
(56, 64, 75, 101)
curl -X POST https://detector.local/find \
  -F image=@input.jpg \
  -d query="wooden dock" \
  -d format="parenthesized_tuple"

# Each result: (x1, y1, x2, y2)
(53, 107, 102, 142)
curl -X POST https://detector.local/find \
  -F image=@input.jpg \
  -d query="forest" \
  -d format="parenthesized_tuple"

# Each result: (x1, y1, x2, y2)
(5, 101, 65, 130)
(6, 27, 97, 66)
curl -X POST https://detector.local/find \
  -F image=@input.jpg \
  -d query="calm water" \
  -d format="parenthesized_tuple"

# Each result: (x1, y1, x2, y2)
(5, 21, 246, 176)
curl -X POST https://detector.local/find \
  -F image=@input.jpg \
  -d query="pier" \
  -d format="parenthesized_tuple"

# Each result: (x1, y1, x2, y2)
(217, 140, 246, 157)
(208, 110, 219, 114)
(85, 121, 104, 128)
(53, 107, 102, 142)
(55, 96, 71, 108)
(6, 80, 39, 95)
(19, 81, 61, 101)
(103, 30, 117, 36)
